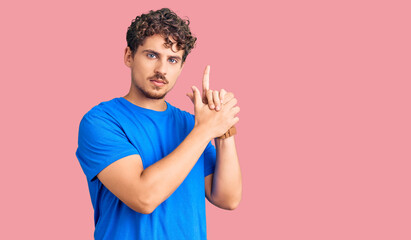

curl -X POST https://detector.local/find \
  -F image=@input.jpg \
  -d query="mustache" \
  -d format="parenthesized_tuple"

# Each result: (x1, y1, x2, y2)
(149, 73, 168, 84)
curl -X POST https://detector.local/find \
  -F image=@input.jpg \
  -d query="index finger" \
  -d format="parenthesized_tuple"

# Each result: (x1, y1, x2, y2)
(202, 65, 210, 98)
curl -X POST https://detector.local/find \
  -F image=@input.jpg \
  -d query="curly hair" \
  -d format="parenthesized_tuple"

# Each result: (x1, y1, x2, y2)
(126, 8, 197, 63)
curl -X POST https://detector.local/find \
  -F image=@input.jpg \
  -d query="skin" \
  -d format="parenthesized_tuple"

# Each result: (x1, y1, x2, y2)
(96, 34, 242, 214)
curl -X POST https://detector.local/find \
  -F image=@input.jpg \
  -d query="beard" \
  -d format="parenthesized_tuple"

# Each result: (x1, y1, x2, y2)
(137, 85, 168, 99)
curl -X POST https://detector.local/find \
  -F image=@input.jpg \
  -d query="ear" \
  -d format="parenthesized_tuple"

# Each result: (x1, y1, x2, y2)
(124, 47, 133, 68)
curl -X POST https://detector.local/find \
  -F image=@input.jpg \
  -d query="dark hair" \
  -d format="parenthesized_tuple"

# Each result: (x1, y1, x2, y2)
(126, 8, 197, 63)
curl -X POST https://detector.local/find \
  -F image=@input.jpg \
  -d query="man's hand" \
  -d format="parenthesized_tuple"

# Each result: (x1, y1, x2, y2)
(187, 65, 235, 111)
(189, 85, 239, 139)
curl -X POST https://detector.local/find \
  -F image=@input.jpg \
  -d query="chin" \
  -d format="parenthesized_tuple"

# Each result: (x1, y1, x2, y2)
(148, 93, 167, 100)
(142, 89, 168, 100)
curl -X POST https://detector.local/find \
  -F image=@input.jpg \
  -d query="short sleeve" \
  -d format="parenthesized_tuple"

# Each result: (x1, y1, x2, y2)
(203, 141, 216, 177)
(76, 109, 139, 182)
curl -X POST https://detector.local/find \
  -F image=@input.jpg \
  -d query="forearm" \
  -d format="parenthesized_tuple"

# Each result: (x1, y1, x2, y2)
(139, 126, 211, 210)
(210, 136, 242, 209)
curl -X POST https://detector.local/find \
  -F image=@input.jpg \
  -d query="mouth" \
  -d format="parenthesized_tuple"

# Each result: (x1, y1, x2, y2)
(150, 79, 167, 87)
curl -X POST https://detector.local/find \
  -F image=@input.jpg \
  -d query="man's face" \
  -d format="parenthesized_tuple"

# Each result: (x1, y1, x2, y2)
(125, 34, 184, 100)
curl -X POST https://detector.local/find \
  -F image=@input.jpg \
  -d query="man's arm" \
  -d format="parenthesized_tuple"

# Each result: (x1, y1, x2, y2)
(205, 136, 242, 210)
(97, 86, 239, 214)
(97, 127, 210, 214)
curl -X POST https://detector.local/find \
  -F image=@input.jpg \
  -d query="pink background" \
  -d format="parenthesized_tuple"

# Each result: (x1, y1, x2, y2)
(1, 0, 410, 239)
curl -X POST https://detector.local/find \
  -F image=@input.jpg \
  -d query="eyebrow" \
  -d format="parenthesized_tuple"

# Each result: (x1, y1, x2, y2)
(142, 49, 182, 61)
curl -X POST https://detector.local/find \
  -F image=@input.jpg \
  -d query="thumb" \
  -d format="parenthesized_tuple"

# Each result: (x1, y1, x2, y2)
(191, 86, 202, 108)
(186, 91, 194, 103)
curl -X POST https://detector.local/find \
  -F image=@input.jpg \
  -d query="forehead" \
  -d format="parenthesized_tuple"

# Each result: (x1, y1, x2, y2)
(139, 34, 184, 57)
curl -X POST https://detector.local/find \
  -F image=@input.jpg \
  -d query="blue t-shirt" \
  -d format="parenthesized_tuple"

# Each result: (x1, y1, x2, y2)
(76, 97, 216, 240)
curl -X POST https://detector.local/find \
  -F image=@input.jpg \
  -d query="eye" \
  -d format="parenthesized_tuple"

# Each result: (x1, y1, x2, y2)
(168, 58, 178, 64)
(147, 53, 156, 59)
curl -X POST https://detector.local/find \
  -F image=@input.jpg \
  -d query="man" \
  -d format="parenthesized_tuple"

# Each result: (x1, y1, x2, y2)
(76, 8, 241, 239)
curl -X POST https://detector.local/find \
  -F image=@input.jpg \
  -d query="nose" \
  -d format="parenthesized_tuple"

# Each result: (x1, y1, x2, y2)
(154, 58, 167, 76)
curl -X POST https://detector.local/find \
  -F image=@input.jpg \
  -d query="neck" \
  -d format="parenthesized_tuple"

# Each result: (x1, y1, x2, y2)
(124, 89, 167, 111)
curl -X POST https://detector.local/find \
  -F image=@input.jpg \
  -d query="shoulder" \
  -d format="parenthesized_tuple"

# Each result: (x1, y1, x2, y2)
(85, 98, 121, 117)
(85, 97, 127, 119)
(79, 98, 123, 131)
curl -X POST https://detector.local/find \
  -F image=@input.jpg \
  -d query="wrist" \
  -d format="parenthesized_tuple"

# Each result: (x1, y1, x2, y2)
(215, 135, 236, 155)
(218, 125, 237, 139)
(215, 135, 235, 146)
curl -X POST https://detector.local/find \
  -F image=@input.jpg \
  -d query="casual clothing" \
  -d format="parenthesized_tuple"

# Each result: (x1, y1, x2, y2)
(76, 97, 216, 240)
